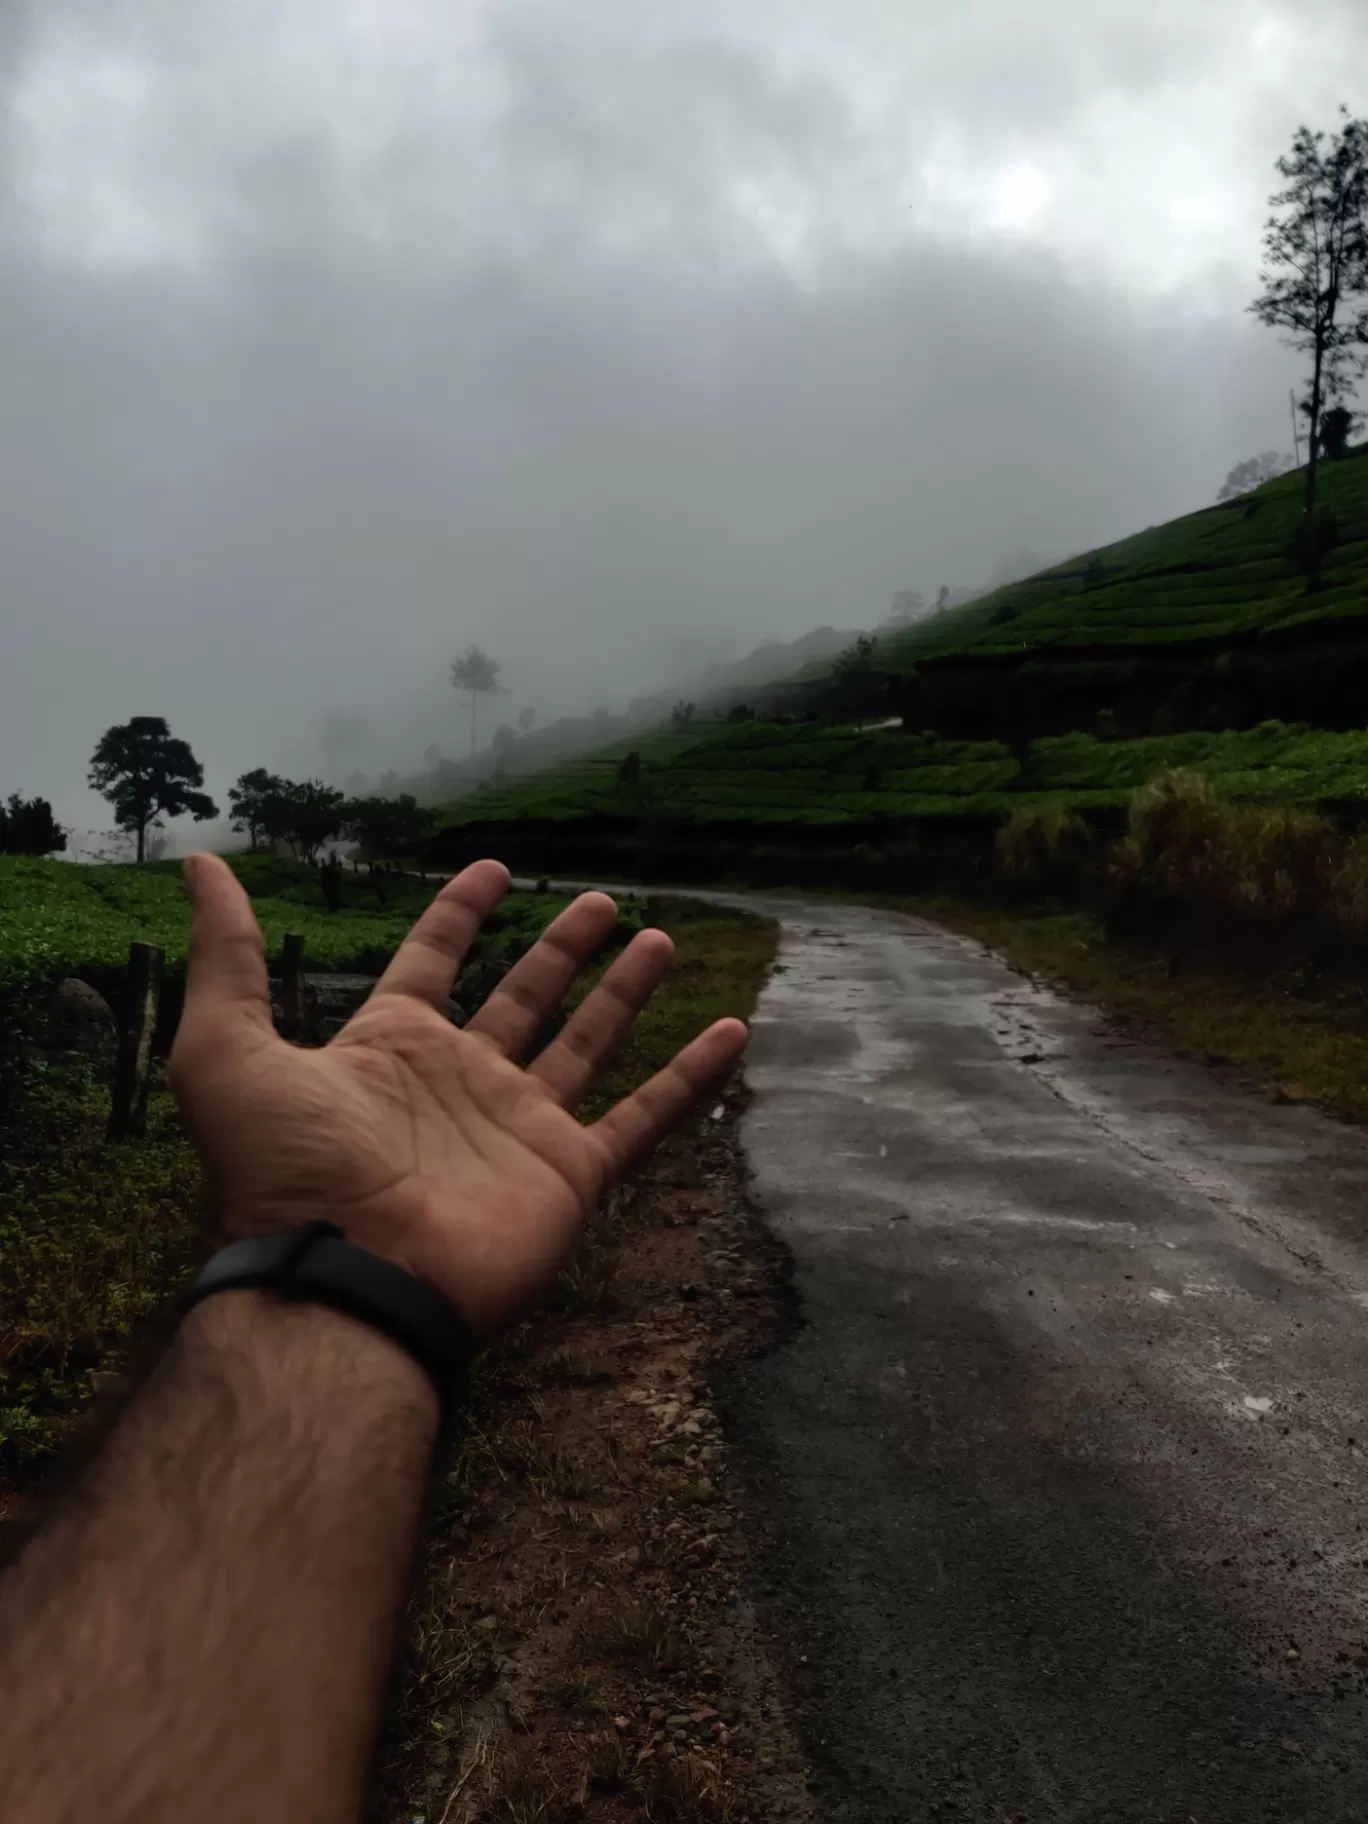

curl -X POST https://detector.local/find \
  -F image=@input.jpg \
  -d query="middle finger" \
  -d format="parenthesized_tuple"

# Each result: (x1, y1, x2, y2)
(527, 927, 676, 1107)
(465, 891, 620, 1059)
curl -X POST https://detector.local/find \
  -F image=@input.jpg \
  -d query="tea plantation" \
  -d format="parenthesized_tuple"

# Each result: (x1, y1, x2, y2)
(0, 855, 575, 988)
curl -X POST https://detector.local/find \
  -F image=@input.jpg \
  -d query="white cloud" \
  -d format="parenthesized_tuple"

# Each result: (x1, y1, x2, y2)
(0, 0, 1358, 828)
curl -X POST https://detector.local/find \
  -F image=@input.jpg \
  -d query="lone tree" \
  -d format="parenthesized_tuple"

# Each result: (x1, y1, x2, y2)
(88, 718, 218, 863)
(1321, 402, 1361, 459)
(341, 793, 437, 861)
(1217, 451, 1293, 501)
(450, 646, 505, 756)
(261, 780, 345, 865)
(227, 768, 286, 852)
(883, 590, 924, 630)
(0, 793, 65, 856)
(1250, 108, 1368, 526)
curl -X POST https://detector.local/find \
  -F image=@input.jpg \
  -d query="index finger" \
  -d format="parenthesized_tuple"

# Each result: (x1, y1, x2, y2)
(371, 858, 512, 1010)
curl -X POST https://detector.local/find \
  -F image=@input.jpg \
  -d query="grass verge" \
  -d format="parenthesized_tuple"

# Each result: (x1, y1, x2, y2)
(906, 895, 1368, 1124)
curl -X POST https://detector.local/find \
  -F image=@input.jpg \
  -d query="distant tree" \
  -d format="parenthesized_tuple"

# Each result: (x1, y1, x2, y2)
(1217, 451, 1293, 500)
(228, 768, 286, 852)
(831, 635, 876, 684)
(492, 723, 518, 758)
(617, 751, 643, 791)
(517, 706, 536, 733)
(450, 646, 506, 755)
(670, 701, 696, 731)
(0, 793, 66, 856)
(423, 743, 444, 770)
(320, 708, 373, 779)
(88, 717, 218, 864)
(1250, 108, 1368, 526)
(1320, 402, 1360, 458)
(827, 635, 882, 719)
(592, 706, 612, 724)
(341, 793, 437, 861)
(882, 590, 924, 630)
(380, 769, 399, 792)
(257, 779, 345, 864)
(727, 703, 755, 723)
(319, 852, 344, 913)
(935, 585, 950, 613)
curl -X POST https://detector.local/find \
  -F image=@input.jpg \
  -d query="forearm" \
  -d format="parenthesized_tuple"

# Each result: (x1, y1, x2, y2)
(0, 1290, 440, 1824)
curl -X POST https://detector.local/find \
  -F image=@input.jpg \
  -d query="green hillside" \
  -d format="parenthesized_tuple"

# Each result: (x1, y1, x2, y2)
(428, 449, 1368, 846)
(436, 717, 1368, 833)
(404, 627, 861, 806)
(864, 450, 1368, 670)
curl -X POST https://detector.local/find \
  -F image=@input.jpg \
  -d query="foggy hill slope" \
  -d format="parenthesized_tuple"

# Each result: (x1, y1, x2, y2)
(423, 448, 1368, 850)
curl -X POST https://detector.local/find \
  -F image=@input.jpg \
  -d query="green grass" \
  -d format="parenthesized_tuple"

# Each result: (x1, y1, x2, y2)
(0, 1071, 208, 1490)
(0, 855, 581, 986)
(434, 716, 1368, 834)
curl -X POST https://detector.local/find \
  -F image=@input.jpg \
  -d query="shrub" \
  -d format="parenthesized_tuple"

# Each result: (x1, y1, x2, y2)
(1107, 770, 1335, 945)
(1320, 404, 1357, 461)
(1286, 510, 1342, 587)
(1222, 802, 1334, 927)
(1105, 770, 1230, 936)
(996, 805, 1095, 901)
(1330, 833, 1368, 947)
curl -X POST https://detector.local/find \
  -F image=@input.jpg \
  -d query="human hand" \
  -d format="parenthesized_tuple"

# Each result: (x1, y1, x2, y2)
(170, 855, 749, 1343)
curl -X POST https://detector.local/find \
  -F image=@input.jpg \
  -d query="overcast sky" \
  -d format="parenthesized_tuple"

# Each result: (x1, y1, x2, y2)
(0, 0, 1362, 847)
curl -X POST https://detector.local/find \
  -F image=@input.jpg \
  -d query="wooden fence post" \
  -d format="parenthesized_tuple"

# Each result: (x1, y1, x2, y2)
(108, 941, 164, 1141)
(275, 941, 304, 1043)
(280, 933, 306, 1041)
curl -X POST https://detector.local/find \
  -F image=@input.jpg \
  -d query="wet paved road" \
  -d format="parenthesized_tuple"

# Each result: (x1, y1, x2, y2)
(705, 895, 1368, 1823)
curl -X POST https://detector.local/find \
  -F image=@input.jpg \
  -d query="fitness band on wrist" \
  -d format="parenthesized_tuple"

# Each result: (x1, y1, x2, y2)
(183, 1221, 473, 1420)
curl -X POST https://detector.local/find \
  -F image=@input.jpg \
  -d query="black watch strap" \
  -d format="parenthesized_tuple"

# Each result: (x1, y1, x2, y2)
(184, 1221, 473, 1419)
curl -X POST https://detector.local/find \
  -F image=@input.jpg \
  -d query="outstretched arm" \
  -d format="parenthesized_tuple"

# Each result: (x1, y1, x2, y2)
(0, 856, 747, 1824)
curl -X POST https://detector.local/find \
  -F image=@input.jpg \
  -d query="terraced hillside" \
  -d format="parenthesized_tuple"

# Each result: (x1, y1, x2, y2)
(871, 449, 1368, 669)
(437, 718, 1368, 837)
(427, 448, 1368, 880)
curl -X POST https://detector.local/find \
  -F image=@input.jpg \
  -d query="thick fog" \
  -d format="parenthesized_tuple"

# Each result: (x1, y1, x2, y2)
(0, 0, 1362, 849)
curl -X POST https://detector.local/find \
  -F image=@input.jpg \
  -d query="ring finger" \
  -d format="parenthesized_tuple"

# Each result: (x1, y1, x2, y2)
(526, 927, 676, 1107)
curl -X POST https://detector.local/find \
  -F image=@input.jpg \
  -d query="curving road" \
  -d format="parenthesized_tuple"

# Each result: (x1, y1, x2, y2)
(699, 894, 1368, 1823)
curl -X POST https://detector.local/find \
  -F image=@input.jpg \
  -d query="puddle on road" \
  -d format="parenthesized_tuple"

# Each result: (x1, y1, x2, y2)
(1211, 1145, 1309, 1167)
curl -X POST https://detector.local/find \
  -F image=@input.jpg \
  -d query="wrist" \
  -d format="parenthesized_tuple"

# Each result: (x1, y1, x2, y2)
(180, 1289, 442, 1443)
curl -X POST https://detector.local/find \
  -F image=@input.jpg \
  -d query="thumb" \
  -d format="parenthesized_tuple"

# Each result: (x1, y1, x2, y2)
(177, 853, 275, 1048)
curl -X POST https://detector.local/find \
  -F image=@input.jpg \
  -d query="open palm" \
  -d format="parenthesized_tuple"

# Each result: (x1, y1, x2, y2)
(170, 855, 748, 1342)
